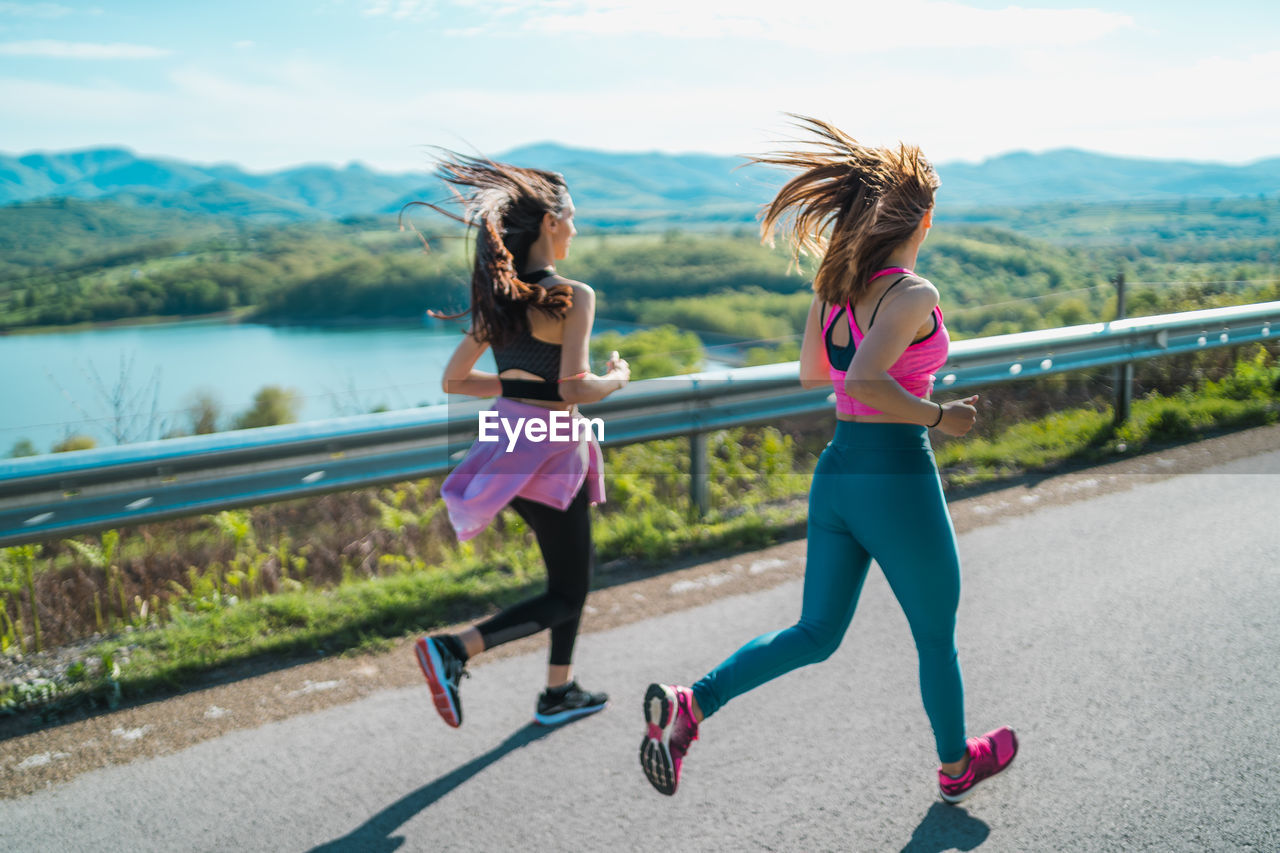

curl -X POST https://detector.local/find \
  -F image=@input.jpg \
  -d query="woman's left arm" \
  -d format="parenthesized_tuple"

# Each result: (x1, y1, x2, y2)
(557, 283, 630, 404)
(440, 332, 502, 398)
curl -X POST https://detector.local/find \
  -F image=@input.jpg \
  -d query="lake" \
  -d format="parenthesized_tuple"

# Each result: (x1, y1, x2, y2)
(0, 318, 737, 456)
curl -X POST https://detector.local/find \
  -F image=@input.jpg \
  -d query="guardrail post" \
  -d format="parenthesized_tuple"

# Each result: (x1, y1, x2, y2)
(690, 430, 710, 518)
(1113, 273, 1133, 426)
(1116, 362, 1134, 426)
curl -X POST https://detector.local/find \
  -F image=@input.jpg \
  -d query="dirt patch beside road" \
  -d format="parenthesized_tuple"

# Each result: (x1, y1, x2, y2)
(3, 423, 1277, 799)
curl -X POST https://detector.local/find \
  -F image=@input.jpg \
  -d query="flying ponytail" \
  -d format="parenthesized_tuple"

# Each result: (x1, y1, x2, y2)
(401, 151, 574, 348)
(752, 115, 939, 306)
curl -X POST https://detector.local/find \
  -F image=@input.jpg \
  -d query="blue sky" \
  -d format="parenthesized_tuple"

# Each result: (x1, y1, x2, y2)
(2, 1, 1278, 171)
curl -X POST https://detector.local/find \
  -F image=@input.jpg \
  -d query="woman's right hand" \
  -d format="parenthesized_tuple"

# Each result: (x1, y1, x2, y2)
(936, 394, 979, 436)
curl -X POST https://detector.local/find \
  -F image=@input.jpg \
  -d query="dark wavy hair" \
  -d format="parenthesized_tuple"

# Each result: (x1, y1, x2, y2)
(752, 116, 940, 306)
(401, 152, 574, 349)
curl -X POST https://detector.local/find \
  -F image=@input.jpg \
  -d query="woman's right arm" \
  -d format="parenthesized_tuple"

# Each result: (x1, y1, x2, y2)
(556, 282, 630, 404)
(440, 333, 502, 398)
(798, 295, 831, 390)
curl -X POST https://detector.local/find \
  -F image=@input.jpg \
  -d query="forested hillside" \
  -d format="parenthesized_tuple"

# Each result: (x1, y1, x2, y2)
(5, 144, 1278, 222)
(2, 194, 1276, 343)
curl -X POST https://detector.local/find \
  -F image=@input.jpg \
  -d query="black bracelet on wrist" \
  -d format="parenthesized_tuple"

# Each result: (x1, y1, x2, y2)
(928, 401, 945, 428)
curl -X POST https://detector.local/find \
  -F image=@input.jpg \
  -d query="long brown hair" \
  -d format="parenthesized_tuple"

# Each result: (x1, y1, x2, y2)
(752, 116, 939, 306)
(401, 152, 574, 348)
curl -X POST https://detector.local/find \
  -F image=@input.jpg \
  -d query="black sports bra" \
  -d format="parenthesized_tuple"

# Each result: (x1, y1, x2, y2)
(493, 268, 565, 401)
(822, 275, 939, 371)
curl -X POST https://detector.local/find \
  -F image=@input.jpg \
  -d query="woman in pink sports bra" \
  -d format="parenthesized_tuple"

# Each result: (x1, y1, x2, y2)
(641, 117, 1018, 805)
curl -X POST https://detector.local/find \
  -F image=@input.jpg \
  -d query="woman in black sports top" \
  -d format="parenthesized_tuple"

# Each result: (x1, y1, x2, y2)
(408, 153, 631, 729)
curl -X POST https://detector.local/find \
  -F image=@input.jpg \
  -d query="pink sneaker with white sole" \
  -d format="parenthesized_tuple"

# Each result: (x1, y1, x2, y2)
(640, 683, 699, 795)
(938, 725, 1018, 803)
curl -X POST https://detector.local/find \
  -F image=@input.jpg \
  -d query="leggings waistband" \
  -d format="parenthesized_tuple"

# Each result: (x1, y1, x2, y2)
(830, 421, 931, 449)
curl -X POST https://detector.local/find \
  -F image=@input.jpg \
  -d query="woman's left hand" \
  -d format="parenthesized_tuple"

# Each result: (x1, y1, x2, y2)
(605, 350, 630, 385)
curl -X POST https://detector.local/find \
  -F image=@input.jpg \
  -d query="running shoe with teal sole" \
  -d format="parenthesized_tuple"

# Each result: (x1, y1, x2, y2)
(534, 681, 608, 726)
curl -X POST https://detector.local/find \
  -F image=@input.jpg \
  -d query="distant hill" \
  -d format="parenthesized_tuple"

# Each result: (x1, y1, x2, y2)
(104, 181, 320, 222)
(486, 143, 773, 226)
(0, 149, 423, 219)
(938, 148, 1280, 206)
(2, 144, 1278, 225)
(0, 197, 230, 277)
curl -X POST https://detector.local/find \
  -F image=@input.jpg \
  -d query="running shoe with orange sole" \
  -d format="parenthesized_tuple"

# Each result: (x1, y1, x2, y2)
(415, 635, 466, 728)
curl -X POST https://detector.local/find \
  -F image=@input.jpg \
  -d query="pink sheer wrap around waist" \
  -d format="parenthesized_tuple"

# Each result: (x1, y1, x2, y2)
(441, 397, 605, 541)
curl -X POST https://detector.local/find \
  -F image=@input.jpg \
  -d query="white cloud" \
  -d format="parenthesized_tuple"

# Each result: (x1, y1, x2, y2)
(233, 40, 255, 49)
(362, 0, 434, 19)
(0, 2, 72, 17)
(818, 48, 1280, 164)
(2, 43, 1277, 171)
(0, 76, 160, 122)
(0, 39, 172, 59)
(489, 0, 1133, 49)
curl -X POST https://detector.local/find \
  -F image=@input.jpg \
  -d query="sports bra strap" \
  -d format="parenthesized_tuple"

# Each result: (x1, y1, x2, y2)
(499, 377, 563, 401)
(821, 266, 915, 337)
(868, 266, 913, 282)
(821, 302, 843, 337)
(520, 267, 556, 284)
(866, 274, 911, 331)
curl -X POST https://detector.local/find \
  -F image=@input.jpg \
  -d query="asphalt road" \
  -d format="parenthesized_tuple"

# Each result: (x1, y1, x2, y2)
(3, 450, 1278, 852)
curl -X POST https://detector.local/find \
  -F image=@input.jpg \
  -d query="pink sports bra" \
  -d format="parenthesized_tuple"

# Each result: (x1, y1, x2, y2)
(823, 267, 950, 417)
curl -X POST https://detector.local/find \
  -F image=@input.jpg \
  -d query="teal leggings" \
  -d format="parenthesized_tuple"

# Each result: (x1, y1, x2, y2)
(691, 422, 967, 763)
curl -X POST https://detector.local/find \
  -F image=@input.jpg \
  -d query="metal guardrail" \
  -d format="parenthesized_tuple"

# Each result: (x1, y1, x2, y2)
(1, 301, 1277, 546)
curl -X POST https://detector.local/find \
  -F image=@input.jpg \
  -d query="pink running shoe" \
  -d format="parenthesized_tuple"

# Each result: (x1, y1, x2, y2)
(639, 683, 699, 796)
(938, 726, 1018, 804)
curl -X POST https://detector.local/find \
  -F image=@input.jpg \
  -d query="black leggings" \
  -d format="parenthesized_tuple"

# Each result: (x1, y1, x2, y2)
(475, 485, 593, 666)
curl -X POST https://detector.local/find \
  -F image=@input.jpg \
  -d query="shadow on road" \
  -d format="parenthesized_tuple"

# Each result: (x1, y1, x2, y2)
(308, 721, 563, 852)
(899, 802, 990, 853)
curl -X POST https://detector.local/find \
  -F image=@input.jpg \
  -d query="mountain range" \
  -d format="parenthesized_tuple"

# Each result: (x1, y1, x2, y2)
(2, 143, 1278, 225)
